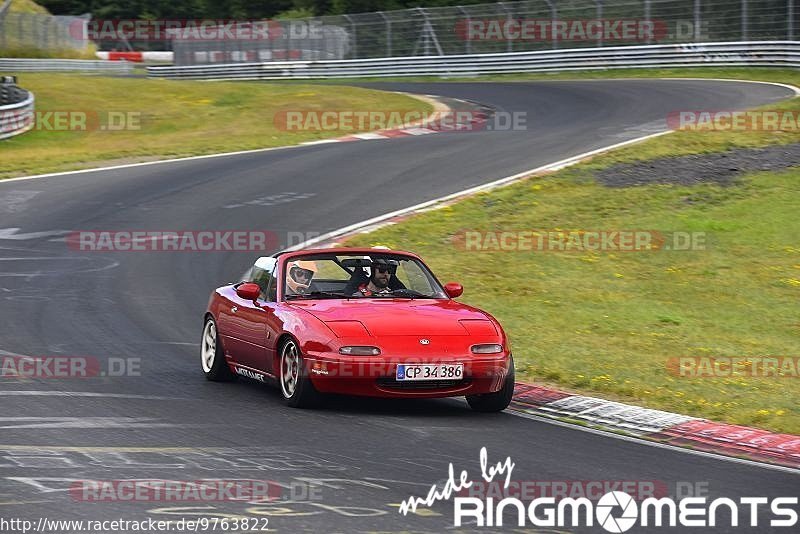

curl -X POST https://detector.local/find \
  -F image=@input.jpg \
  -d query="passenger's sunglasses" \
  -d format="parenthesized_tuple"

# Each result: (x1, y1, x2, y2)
(292, 268, 314, 280)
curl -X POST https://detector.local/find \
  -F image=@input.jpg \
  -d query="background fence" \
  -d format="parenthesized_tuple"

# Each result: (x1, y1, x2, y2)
(0, 0, 89, 53)
(173, 0, 799, 65)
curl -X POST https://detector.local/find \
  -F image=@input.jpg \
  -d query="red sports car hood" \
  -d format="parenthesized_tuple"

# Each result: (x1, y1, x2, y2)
(288, 299, 494, 337)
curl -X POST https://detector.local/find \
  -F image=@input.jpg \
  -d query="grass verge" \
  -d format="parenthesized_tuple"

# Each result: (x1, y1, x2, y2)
(0, 73, 432, 180)
(343, 71, 800, 434)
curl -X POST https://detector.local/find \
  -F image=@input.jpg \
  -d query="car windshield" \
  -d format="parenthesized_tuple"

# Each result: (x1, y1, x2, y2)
(282, 253, 447, 300)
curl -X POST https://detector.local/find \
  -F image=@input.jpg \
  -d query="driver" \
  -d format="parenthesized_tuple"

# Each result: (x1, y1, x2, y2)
(285, 260, 318, 295)
(355, 258, 398, 296)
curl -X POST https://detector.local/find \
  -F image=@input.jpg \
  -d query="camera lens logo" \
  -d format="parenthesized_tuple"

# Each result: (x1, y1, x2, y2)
(596, 491, 638, 533)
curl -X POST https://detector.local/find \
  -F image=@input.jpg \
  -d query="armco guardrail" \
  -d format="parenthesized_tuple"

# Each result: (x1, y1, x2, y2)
(0, 58, 133, 73)
(147, 41, 800, 80)
(0, 76, 34, 141)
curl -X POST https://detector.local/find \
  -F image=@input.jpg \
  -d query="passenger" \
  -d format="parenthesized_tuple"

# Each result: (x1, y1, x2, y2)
(285, 260, 317, 295)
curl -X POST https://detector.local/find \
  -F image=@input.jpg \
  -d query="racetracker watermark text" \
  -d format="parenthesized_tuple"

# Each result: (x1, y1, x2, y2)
(273, 110, 525, 132)
(667, 357, 800, 378)
(68, 231, 279, 252)
(454, 230, 707, 252)
(668, 110, 800, 131)
(0, 110, 141, 134)
(73, 19, 322, 41)
(455, 19, 668, 41)
(0, 356, 140, 378)
(69, 479, 302, 502)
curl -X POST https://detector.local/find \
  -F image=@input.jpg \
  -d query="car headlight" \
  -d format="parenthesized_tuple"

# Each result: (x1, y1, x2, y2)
(339, 346, 381, 355)
(471, 343, 503, 354)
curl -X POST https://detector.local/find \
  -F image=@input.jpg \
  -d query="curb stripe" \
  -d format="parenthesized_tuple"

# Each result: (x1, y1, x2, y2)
(512, 383, 800, 469)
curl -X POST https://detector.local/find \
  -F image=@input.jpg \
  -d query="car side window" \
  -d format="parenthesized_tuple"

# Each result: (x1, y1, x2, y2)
(248, 257, 277, 301)
(265, 271, 278, 302)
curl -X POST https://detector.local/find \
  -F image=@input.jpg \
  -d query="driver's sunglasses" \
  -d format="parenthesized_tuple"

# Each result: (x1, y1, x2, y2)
(292, 268, 313, 280)
(374, 265, 396, 274)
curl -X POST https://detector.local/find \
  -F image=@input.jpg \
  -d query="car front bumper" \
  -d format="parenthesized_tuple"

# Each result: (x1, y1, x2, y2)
(303, 353, 511, 398)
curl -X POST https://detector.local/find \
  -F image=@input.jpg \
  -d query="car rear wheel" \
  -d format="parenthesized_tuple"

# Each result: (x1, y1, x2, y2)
(280, 338, 320, 408)
(466, 357, 515, 412)
(201, 317, 234, 381)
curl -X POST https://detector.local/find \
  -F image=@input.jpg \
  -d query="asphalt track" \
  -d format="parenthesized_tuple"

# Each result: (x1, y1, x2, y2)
(0, 80, 797, 533)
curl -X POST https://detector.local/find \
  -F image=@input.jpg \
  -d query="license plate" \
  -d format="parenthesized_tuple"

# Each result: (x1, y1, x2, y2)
(396, 364, 463, 381)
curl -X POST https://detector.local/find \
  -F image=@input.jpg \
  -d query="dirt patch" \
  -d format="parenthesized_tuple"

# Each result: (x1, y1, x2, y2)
(595, 143, 800, 187)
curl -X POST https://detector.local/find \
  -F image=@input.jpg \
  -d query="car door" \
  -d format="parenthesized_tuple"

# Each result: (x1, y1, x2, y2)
(218, 257, 279, 375)
(220, 295, 270, 373)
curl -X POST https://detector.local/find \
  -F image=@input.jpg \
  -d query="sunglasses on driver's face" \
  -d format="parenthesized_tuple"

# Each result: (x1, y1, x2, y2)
(374, 265, 396, 274)
(292, 268, 313, 280)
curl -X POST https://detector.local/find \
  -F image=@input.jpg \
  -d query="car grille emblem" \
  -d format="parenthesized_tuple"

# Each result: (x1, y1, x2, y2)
(419, 338, 430, 345)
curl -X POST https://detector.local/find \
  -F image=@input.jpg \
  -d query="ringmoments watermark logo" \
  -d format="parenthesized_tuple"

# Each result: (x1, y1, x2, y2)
(399, 447, 799, 530)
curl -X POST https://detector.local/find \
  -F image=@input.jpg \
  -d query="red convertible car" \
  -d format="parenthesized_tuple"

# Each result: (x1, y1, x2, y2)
(201, 248, 514, 411)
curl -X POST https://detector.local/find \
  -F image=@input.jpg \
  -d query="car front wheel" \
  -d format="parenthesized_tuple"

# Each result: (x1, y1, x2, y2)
(201, 317, 234, 381)
(279, 338, 320, 408)
(466, 356, 515, 412)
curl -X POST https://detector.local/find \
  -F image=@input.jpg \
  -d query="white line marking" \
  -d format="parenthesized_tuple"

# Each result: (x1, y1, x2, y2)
(401, 127, 437, 135)
(0, 417, 176, 429)
(0, 391, 177, 399)
(0, 257, 85, 261)
(659, 77, 800, 96)
(300, 139, 342, 145)
(351, 132, 389, 140)
(0, 228, 71, 241)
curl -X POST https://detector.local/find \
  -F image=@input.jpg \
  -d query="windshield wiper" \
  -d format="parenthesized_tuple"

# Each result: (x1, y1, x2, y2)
(285, 291, 346, 300)
(390, 288, 429, 299)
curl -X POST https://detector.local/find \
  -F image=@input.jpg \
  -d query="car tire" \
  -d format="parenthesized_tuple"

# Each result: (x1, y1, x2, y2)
(201, 317, 235, 382)
(466, 356, 515, 413)
(279, 338, 320, 408)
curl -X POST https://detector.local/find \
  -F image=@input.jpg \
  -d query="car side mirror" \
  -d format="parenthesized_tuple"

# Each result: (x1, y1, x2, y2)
(444, 282, 463, 298)
(236, 282, 261, 301)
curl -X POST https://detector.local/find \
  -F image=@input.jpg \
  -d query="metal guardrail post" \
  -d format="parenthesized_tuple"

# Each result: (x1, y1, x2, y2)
(499, 2, 513, 53)
(595, 0, 604, 47)
(457, 6, 471, 55)
(543, 0, 558, 50)
(742, 0, 749, 40)
(378, 11, 392, 57)
(415, 8, 429, 56)
(694, 0, 702, 41)
(790, 0, 795, 40)
(412, 8, 444, 56)
(643, 0, 651, 45)
(343, 14, 357, 59)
